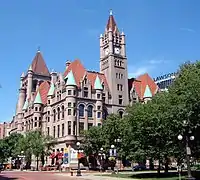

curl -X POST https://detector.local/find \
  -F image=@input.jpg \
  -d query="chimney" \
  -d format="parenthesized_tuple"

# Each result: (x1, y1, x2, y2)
(66, 60, 71, 69)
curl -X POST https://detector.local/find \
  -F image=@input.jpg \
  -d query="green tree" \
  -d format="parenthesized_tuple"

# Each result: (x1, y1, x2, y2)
(18, 130, 55, 170)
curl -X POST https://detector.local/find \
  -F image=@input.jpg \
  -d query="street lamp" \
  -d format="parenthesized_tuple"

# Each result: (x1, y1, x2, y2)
(178, 133, 195, 180)
(98, 147, 105, 172)
(76, 141, 82, 176)
(114, 138, 122, 170)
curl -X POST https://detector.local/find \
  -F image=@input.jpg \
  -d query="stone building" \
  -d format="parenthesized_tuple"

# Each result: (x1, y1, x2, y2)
(5, 11, 158, 163)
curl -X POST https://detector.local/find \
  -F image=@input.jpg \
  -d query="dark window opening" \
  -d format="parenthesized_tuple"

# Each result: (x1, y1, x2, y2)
(87, 105, 93, 118)
(62, 123, 64, 137)
(79, 104, 85, 117)
(68, 121, 71, 135)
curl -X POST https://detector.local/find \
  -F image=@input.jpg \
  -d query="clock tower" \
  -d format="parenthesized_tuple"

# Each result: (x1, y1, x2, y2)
(100, 10, 129, 110)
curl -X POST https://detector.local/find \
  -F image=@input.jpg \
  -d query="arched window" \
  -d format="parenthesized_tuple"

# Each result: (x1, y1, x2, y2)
(87, 105, 93, 118)
(79, 104, 85, 117)
(53, 109, 56, 121)
(119, 111, 123, 118)
(62, 105, 64, 119)
(57, 107, 60, 120)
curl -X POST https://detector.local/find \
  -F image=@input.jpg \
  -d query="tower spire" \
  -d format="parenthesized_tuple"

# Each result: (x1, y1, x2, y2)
(109, 9, 113, 16)
(37, 46, 40, 52)
(106, 9, 118, 32)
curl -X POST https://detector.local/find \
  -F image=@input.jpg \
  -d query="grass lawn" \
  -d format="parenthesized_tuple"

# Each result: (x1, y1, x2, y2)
(97, 172, 185, 180)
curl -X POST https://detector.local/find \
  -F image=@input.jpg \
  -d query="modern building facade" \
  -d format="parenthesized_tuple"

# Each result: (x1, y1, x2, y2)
(4, 11, 158, 163)
(154, 72, 177, 91)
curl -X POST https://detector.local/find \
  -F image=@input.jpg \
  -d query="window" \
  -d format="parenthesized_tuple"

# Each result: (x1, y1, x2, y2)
(39, 117, 41, 120)
(47, 127, 50, 136)
(119, 111, 123, 118)
(117, 84, 123, 91)
(53, 126, 56, 138)
(79, 104, 85, 117)
(84, 91, 88, 98)
(88, 123, 93, 129)
(48, 100, 50, 104)
(73, 122, 76, 135)
(47, 117, 50, 122)
(62, 106, 64, 119)
(57, 125, 60, 137)
(68, 102, 72, 107)
(34, 122, 37, 127)
(73, 90, 76, 96)
(57, 107, 60, 120)
(68, 90, 72, 95)
(116, 73, 118, 78)
(53, 109, 56, 122)
(97, 112, 101, 118)
(68, 109, 71, 115)
(87, 105, 93, 118)
(79, 122, 84, 133)
(97, 106, 101, 110)
(48, 111, 50, 115)
(97, 94, 101, 99)
(39, 107, 42, 111)
(35, 117, 37, 120)
(73, 103, 76, 107)
(68, 121, 71, 135)
(119, 95, 123, 105)
(62, 123, 64, 137)
(35, 107, 38, 111)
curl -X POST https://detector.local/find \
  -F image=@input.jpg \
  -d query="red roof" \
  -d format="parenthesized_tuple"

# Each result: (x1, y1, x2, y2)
(31, 51, 50, 76)
(33, 81, 50, 104)
(63, 59, 109, 89)
(132, 73, 158, 99)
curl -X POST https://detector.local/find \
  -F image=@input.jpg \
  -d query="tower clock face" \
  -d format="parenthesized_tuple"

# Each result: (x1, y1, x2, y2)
(105, 48, 109, 55)
(114, 47, 120, 54)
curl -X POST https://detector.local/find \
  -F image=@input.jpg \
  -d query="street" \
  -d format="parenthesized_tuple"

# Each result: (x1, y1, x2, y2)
(0, 171, 77, 180)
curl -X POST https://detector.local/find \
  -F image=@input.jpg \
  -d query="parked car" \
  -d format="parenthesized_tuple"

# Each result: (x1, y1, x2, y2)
(132, 164, 146, 171)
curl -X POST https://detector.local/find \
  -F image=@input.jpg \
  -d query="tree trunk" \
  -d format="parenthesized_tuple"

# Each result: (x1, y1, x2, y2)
(36, 156, 39, 171)
(164, 156, 169, 173)
(157, 159, 161, 176)
(150, 158, 154, 170)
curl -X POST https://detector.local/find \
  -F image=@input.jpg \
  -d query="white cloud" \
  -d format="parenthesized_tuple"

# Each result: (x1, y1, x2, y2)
(128, 66, 151, 78)
(180, 28, 195, 33)
(149, 59, 166, 64)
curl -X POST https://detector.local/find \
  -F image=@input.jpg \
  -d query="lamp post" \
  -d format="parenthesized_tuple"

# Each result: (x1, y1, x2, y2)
(98, 147, 105, 172)
(114, 138, 122, 170)
(178, 133, 195, 180)
(110, 145, 116, 173)
(76, 141, 82, 176)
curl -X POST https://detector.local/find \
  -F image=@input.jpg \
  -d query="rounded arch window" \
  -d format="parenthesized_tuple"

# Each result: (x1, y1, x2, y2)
(119, 111, 124, 118)
(79, 104, 85, 117)
(61, 105, 65, 119)
(87, 105, 93, 118)
(53, 109, 56, 121)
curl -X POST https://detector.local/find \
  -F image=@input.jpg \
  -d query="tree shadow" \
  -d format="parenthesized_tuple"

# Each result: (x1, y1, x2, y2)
(0, 175, 18, 180)
(130, 171, 187, 179)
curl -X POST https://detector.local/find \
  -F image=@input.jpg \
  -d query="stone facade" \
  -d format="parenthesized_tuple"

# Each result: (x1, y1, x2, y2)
(4, 11, 158, 160)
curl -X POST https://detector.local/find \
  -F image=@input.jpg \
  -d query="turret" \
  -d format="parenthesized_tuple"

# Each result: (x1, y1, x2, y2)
(143, 85, 152, 103)
(64, 70, 77, 139)
(50, 70, 57, 84)
(27, 65, 33, 99)
(94, 75, 103, 125)
(33, 91, 43, 130)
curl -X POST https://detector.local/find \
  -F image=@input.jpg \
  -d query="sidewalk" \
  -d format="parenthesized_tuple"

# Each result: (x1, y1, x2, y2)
(56, 172, 137, 180)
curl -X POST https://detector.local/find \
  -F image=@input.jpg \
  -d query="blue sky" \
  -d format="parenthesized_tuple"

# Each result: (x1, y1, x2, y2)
(0, 0, 200, 122)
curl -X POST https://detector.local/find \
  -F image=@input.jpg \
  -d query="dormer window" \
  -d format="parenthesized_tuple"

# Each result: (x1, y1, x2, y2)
(83, 87, 88, 98)
(84, 78, 87, 85)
